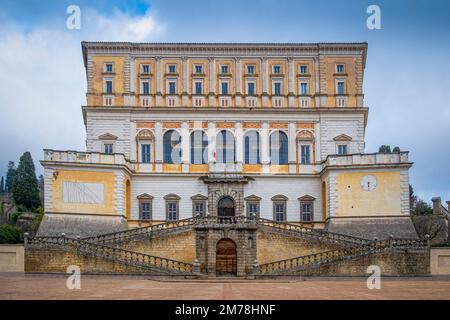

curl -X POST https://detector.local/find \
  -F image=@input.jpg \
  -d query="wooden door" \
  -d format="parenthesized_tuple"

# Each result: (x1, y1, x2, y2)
(216, 239, 237, 275)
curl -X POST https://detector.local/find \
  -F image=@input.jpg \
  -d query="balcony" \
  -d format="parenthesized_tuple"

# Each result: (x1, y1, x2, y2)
(140, 95, 152, 107)
(43, 150, 135, 170)
(335, 95, 347, 107)
(323, 152, 410, 169)
(299, 96, 311, 107)
(209, 162, 243, 174)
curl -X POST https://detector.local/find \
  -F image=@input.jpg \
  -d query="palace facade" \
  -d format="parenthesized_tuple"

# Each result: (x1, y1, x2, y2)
(38, 42, 417, 241)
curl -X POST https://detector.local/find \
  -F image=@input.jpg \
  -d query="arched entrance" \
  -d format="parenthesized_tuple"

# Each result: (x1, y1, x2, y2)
(216, 239, 237, 276)
(217, 196, 235, 217)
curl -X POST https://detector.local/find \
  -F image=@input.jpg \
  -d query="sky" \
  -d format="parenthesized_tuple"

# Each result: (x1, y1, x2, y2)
(0, 0, 449, 202)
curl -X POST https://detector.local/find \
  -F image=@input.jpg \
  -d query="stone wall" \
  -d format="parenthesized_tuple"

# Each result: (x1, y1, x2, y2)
(0, 245, 24, 272)
(256, 230, 341, 264)
(430, 248, 450, 275)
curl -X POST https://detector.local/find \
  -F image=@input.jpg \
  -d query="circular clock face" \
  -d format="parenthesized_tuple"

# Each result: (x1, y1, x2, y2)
(360, 175, 377, 191)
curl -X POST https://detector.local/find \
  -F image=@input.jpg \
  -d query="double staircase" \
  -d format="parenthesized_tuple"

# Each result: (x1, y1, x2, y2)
(26, 216, 428, 276)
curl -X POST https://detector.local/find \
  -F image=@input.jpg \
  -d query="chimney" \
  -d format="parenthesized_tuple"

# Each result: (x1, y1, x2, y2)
(431, 197, 442, 214)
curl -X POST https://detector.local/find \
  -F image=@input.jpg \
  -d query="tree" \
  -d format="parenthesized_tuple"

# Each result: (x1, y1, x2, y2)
(409, 185, 433, 215)
(0, 176, 4, 193)
(378, 145, 391, 153)
(12, 152, 41, 210)
(5, 161, 16, 193)
(392, 146, 400, 153)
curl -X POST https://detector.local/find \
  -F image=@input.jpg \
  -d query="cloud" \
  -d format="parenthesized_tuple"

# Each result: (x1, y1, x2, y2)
(0, 7, 165, 176)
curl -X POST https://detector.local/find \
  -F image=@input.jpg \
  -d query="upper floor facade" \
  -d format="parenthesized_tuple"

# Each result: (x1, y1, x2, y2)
(82, 42, 367, 109)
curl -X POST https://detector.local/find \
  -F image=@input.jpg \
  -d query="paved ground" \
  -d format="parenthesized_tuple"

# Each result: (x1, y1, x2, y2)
(1, 274, 450, 300)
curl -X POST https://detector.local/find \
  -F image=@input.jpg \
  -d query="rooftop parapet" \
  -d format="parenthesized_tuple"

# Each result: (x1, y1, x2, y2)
(322, 152, 410, 169)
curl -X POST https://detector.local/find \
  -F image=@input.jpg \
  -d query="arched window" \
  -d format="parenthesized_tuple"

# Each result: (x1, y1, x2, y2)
(270, 131, 288, 165)
(190, 131, 208, 164)
(244, 131, 260, 164)
(163, 130, 181, 164)
(216, 130, 235, 163)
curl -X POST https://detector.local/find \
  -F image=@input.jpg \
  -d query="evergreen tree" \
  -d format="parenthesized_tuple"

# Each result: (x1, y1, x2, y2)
(378, 145, 391, 153)
(12, 152, 41, 210)
(392, 146, 400, 153)
(5, 161, 16, 193)
(0, 176, 4, 193)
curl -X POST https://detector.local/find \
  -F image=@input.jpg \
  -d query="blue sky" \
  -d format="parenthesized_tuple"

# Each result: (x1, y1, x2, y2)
(0, 0, 449, 202)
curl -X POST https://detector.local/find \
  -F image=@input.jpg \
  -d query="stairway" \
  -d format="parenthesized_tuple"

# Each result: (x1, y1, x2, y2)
(258, 237, 428, 275)
(27, 235, 194, 275)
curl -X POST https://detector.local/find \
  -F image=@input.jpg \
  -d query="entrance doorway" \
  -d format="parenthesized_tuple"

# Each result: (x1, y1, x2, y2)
(217, 196, 235, 217)
(216, 238, 237, 276)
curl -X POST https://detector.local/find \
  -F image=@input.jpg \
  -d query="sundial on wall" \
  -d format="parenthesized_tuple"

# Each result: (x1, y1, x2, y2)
(360, 175, 377, 191)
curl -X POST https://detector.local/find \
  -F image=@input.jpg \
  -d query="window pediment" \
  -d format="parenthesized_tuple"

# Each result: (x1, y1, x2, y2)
(164, 193, 181, 200)
(99, 133, 118, 140)
(298, 195, 316, 201)
(244, 194, 262, 201)
(191, 194, 208, 201)
(333, 134, 352, 141)
(271, 194, 288, 201)
(137, 193, 153, 200)
(136, 129, 154, 140)
(297, 130, 314, 141)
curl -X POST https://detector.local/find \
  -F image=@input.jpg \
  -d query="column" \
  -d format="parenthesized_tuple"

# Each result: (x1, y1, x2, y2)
(155, 121, 163, 172)
(156, 57, 163, 106)
(208, 57, 216, 106)
(181, 122, 190, 172)
(261, 122, 270, 174)
(288, 58, 295, 108)
(207, 122, 216, 164)
(262, 58, 269, 107)
(235, 58, 242, 107)
(288, 122, 297, 173)
(315, 122, 321, 162)
(182, 57, 189, 106)
(235, 122, 243, 164)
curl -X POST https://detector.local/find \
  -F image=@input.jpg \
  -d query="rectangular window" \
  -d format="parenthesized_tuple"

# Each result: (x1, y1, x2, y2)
(336, 64, 345, 73)
(105, 63, 113, 72)
(168, 81, 176, 94)
(142, 64, 150, 74)
(301, 145, 311, 164)
(300, 82, 308, 95)
(221, 65, 228, 74)
(104, 143, 113, 154)
(247, 65, 255, 74)
(194, 202, 205, 217)
(140, 202, 151, 220)
(338, 145, 348, 155)
(337, 81, 345, 95)
(248, 203, 259, 218)
(142, 81, 149, 95)
(168, 65, 176, 73)
(167, 202, 178, 221)
(273, 65, 281, 74)
(195, 65, 203, 73)
(105, 80, 113, 94)
(301, 203, 312, 222)
(299, 65, 308, 74)
(141, 144, 151, 163)
(195, 82, 202, 95)
(274, 82, 281, 95)
(221, 82, 229, 95)
(247, 82, 255, 95)
(275, 203, 285, 222)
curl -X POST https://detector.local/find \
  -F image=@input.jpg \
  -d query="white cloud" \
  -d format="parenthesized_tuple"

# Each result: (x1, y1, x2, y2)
(0, 8, 165, 176)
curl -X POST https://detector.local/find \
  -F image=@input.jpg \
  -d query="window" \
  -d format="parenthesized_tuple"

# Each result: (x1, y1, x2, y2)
(195, 82, 203, 95)
(163, 130, 182, 164)
(216, 130, 235, 163)
(168, 64, 176, 73)
(137, 193, 153, 220)
(338, 144, 348, 155)
(105, 63, 113, 73)
(168, 81, 176, 94)
(104, 143, 113, 154)
(190, 131, 207, 164)
(337, 81, 345, 95)
(301, 145, 311, 164)
(141, 144, 151, 163)
(142, 81, 150, 95)
(194, 202, 205, 217)
(141, 64, 150, 74)
(273, 65, 281, 74)
(246, 65, 255, 74)
(274, 203, 285, 222)
(165, 194, 180, 221)
(105, 80, 113, 94)
(299, 195, 315, 222)
(270, 131, 288, 165)
(221, 82, 229, 95)
(336, 64, 345, 73)
(299, 65, 308, 74)
(247, 82, 255, 95)
(274, 82, 281, 96)
(248, 203, 259, 217)
(195, 65, 203, 74)
(300, 82, 308, 95)
(221, 65, 229, 74)
(244, 131, 260, 164)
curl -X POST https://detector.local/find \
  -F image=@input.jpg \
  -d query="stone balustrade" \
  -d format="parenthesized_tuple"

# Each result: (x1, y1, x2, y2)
(323, 152, 410, 168)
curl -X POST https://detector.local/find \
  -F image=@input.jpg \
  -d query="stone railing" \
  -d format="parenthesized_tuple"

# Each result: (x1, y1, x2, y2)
(43, 149, 135, 170)
(26, 234, 193, 274)
(208, 162, 243, 174)
(323, 152, 410, 168)
(258, 237, 428, 275)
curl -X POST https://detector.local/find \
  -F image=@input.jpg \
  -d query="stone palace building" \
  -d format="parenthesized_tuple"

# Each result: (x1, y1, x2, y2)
(32, 42, 425, 277)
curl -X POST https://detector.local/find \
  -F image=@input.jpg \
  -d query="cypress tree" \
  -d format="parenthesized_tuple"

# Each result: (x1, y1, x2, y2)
(5, 161, 16, 193)
(0, 176, 4, 193)
(12, 152, 41, 210)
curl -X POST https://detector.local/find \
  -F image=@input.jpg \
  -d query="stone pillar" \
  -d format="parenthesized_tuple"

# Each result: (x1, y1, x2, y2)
(208, 57, 216, 107)
(262, 58, 269, 108)
(288, 122, 296, 173)
(155, 121, 163, 172)
(314, 121, 321, 162)
(155, 57, 163, 106)
(235, 58, 242, 107)
(235, 122, 243, 164)
(182, 57, 189, 106)
(288, 58, 295, 108)
(181, 122, 190, 172)
(261, 122, 270, 173)
(207, 122, 216, 163)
